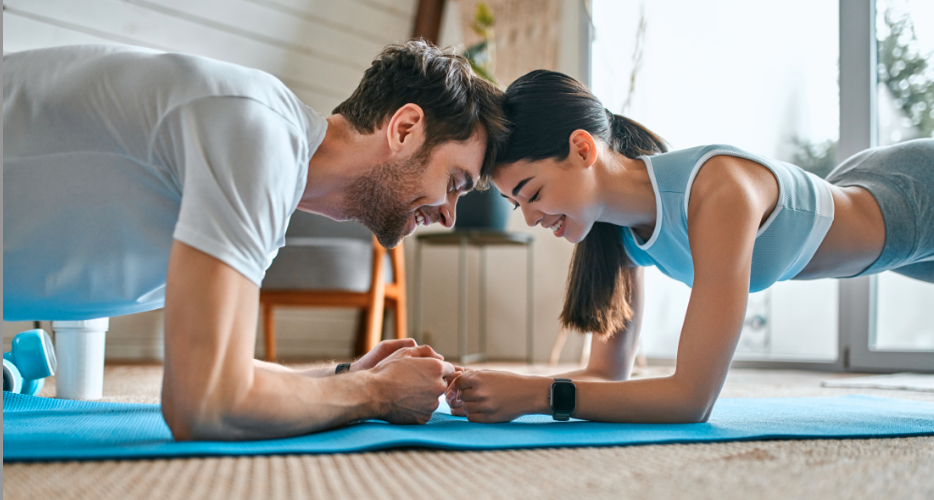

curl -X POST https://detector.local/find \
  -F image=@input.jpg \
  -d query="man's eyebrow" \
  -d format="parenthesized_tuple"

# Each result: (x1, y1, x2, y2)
(459, 168, 475, 192)
(511, 177, 533, 197)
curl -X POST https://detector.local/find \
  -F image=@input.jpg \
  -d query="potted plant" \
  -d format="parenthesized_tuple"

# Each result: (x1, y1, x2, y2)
(455, 2, 512, 232)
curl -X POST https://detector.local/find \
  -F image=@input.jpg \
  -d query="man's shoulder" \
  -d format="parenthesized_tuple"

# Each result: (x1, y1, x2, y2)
(91, 45, 299, 114)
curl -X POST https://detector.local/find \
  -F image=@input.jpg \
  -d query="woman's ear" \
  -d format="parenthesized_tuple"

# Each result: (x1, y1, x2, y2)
(386, 103, 426, 155)
(568, 129, 598, 169)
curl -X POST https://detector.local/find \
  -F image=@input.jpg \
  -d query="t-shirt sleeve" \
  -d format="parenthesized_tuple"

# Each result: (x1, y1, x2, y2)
(167, 97, 307, 286)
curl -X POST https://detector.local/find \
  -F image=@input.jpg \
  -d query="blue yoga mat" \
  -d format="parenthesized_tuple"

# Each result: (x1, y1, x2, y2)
(3, 392, 933, 462)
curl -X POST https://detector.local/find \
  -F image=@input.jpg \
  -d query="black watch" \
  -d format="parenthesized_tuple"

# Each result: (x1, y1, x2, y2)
(549, 378, 576, 421)
(335, 363, 352, 375)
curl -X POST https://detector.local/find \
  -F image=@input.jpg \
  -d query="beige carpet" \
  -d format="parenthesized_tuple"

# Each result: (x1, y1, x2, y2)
(4, 363, 933, 500)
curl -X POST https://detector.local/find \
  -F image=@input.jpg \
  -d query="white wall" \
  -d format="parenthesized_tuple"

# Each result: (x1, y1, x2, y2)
(412, 0, 591, 363)
(3, 0, 418, 360)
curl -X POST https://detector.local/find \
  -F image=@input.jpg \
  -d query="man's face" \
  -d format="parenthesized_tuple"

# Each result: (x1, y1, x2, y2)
(343, 130, 487, 248)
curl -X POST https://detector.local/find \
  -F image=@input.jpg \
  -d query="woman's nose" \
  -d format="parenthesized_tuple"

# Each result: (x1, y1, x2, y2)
(522, 206, 543, 228)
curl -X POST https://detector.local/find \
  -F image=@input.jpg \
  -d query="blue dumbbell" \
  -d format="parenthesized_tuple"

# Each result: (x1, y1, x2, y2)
(3, 329, 57, 395)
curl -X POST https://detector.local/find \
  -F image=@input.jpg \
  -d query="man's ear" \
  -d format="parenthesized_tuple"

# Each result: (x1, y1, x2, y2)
(386, 103, 426, 155)
(568, 129, 598, 169)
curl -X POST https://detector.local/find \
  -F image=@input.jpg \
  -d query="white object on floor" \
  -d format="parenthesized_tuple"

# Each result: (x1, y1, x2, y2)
(53, 318, 109, 400)
(822, 372, 934, 392)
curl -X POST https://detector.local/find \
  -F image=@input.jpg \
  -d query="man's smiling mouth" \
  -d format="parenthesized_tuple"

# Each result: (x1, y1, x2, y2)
(415, 208, 430, 226)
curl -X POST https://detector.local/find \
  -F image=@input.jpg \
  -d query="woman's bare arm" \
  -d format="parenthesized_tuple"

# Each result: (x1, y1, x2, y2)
(454, 157, 769, 423)
(552, 267, 645, 382)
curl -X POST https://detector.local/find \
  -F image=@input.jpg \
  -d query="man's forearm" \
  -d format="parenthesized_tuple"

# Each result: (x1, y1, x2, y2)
(252, 358, 344, 378)
(185, 366, 383, 440)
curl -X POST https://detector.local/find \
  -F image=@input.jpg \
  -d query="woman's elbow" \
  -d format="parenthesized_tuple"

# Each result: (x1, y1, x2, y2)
(664, 382, 716, 423)
(679, 396, 716, 423)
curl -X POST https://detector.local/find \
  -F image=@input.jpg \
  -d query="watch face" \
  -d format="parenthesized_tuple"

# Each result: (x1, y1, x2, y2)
(551, 382, 576, 412)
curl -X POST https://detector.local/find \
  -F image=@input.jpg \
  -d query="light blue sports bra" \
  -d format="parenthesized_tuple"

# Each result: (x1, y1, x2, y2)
(620, 144, 835, 292)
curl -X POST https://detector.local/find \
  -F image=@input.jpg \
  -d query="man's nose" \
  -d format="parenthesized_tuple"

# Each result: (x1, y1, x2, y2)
(437, 192, 457, 229)
(523, 205, 543, 228)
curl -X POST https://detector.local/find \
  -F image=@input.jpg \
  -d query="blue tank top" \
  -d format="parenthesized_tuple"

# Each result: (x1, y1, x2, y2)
(620, 144, 835, 292)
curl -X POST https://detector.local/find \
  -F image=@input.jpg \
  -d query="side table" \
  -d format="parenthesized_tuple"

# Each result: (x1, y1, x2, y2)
(413, 230, 534, 364)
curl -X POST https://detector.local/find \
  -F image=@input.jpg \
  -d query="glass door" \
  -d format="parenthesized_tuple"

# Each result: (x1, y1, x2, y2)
(845, 0, 934, 372)
(591, 0, 841, 366)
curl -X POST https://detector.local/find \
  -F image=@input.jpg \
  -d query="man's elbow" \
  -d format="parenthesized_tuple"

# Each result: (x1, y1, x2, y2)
(162, 401, 216, 441)
(161, 392, 241, 441)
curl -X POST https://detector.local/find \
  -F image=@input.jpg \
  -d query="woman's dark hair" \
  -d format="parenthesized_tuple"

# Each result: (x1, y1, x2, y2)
(498, 70, 667, 337)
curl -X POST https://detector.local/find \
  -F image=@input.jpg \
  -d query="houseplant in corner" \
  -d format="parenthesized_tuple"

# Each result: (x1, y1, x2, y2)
(455, 2, 512, 232)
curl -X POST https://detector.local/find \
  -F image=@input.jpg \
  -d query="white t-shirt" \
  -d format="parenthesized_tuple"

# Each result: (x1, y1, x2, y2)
(3, 45, 327, 321)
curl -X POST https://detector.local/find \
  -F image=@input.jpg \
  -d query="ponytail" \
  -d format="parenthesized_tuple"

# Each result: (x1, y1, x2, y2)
(498, 70, 667, 337)
(561, 112, 666, 336)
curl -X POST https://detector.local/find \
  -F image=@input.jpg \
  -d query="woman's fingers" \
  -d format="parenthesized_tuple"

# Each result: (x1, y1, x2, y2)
(449, 404, 468, 417)
(458, 386, 482, 403)
(453, 371, 477, 391)
(464, 401, 491, 415)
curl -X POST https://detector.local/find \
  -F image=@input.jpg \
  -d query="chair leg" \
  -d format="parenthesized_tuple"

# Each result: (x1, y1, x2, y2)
(364, 294, 385, 353)
(354, 308, 369, 357)
(393, 300, 407, 340)
(363, 237, 387, 353)
(263, 302, 276, 362)
(390, 243, 407, 339)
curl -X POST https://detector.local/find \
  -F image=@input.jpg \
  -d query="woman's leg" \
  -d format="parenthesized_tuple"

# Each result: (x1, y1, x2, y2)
(891, 261, 934, 283)
(826, 139, 934, 277)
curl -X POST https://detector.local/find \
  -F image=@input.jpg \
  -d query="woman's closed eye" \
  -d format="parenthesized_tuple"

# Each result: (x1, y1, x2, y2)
(510, 189, 540, 210)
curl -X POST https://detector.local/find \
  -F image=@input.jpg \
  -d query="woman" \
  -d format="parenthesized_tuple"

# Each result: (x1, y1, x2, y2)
(445, 70, 934, 423)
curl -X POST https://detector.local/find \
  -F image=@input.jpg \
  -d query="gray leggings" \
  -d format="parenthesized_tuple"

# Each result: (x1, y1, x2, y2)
(826, 139, 934, 283)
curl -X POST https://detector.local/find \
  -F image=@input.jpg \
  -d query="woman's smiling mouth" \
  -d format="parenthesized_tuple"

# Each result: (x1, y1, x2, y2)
(543, 215, 566, 237)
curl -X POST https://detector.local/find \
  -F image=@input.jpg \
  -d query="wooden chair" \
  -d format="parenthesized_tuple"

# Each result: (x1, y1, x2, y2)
(260, 235, 407, 361)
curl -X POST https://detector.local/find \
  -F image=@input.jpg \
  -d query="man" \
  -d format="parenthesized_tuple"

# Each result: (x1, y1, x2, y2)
(3, 41, 508, 440)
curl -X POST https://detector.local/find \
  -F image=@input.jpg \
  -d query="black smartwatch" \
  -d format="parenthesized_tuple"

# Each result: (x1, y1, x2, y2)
(335, 363, 352, 375)
(549, 378, 576, 421)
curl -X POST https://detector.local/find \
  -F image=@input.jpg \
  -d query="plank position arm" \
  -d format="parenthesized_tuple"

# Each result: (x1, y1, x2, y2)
(548, 265, 646, 383)
(449, 157, 764, 423)
(161, 241, 453, 441)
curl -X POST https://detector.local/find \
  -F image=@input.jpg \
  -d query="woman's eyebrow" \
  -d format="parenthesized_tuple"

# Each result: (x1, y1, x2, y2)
(511, 177, 534, 196)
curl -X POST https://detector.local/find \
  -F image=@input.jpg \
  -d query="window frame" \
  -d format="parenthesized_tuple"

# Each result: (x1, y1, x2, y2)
(839, 0, 934, 373)
(589, 0, 933, 373)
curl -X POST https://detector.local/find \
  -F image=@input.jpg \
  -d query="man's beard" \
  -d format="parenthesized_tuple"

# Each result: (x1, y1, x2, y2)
(342, 153, 427, 248)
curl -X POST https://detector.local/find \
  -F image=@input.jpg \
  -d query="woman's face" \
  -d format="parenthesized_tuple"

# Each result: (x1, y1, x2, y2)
(493, 155, 601, 244)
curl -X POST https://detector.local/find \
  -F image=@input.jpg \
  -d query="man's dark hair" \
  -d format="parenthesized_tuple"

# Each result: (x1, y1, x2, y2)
(333, 40, 508, 189)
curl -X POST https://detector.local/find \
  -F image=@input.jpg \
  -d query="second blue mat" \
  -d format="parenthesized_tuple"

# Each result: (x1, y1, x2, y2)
(4, 392, 933, 462)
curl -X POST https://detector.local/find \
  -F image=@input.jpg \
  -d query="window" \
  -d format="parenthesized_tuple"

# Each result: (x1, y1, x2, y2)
(871, 0, 934, 354)
(592, 0, 840, 363)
